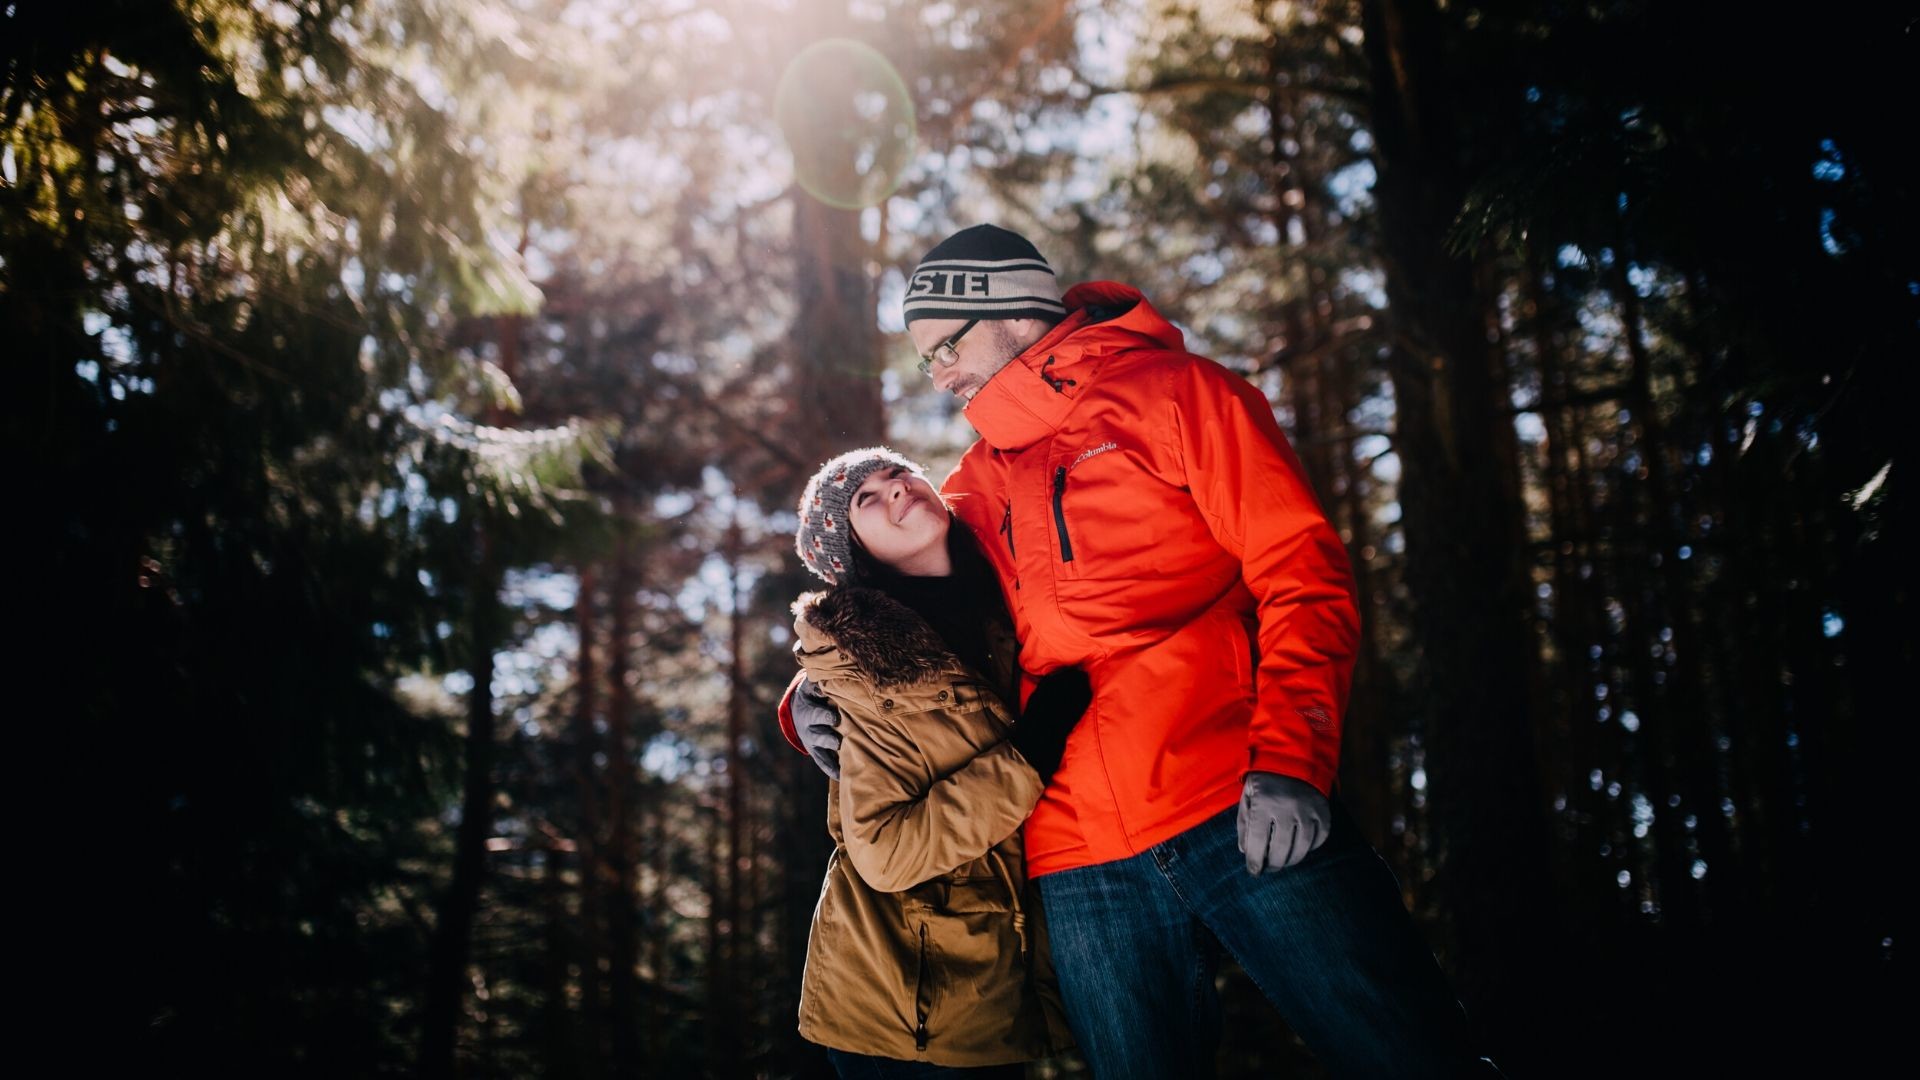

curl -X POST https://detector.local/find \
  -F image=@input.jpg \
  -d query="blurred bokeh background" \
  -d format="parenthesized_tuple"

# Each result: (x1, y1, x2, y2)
(6, 1, 1909, 1076)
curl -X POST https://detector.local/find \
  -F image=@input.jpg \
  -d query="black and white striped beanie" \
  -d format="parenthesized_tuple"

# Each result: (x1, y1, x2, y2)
(902, 224, 1066, 326)
(794, 446, 929, 585)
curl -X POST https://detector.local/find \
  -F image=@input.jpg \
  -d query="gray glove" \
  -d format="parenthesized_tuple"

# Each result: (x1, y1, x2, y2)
(793, 676, 843, 780)
(1236, 771, 1331, 874)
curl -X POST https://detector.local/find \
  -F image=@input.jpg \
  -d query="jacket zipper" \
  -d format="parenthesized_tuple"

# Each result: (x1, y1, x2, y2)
(1052, 466, 1074, 562)
(914, 923, 931, 1050)
(999, 501, 1016, 559)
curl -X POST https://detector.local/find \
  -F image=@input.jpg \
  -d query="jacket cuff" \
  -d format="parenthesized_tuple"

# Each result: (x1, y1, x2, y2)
(777, 670, 808, 755)
(1245, 749, 1335, 801)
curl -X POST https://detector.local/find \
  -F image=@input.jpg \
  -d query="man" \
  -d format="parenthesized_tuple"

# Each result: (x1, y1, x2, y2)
(781, 224, 1504, 1079)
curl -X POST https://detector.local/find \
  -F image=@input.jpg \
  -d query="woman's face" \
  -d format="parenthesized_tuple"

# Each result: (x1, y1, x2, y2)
(848, 465, 951, 576)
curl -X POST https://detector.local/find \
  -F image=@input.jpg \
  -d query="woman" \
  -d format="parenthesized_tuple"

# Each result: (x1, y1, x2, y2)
(783, 446, 1085, 1078)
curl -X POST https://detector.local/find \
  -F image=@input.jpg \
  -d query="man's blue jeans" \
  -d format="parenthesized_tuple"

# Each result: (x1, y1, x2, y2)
(1033, 789, 1506, 1079)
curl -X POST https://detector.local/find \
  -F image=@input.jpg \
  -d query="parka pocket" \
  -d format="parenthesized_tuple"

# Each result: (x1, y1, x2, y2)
(913, 922, 932, 1051)
(937, 874, 1017, 914)
(1220, 604, 1258, 705)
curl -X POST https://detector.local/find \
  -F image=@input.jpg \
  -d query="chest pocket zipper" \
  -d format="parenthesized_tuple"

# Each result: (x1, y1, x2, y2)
(1052, 466, 1074, 562)
(999, 501, 1016, 559)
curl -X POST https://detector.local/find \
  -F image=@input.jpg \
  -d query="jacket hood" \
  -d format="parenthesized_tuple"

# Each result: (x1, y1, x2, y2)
(962, 281, 1186, 451)
(1054, 281, 1186, 354)
(792, 585, 957, 689)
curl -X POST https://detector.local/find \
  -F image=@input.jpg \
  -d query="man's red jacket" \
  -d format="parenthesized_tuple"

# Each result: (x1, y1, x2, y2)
(781, 281, 1360, 877)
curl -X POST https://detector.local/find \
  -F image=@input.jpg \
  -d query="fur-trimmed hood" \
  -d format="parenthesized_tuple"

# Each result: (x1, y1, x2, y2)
(791, 585, 959, 689)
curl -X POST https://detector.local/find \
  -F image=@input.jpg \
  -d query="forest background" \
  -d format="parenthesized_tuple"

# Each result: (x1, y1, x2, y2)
(5, 0, 1910, 1076)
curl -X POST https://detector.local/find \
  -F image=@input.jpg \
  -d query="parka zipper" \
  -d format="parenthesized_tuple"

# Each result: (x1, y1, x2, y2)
(1052, 466, 1074, 562)
(999, 501, 1016, 559)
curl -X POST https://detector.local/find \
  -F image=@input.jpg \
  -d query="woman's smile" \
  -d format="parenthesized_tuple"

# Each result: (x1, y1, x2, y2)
(846, 466, 953, 576)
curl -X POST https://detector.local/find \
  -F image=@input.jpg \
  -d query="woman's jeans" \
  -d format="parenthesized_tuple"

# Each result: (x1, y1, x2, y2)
(823, 1047, 1025, 1079)
(1033, 790, 1507, 1079)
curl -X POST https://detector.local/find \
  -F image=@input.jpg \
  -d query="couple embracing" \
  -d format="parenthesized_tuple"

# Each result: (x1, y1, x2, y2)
(774, 225, 1507, 1080)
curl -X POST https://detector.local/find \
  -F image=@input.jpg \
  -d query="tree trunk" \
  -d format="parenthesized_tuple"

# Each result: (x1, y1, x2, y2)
(704, 804, 725, 1075)
(789, 196, 883, 456)
(603, 521, 642, 1079)
(571, 563, 609, 1079)
(421, 306, 524, 1079)
(1518, 252, 1611, 934)
(1357, 0, 1561, 1066)
(1604, 240, 1721, 932)
(716, 512, 749, 1076)
(1328, 350, 1396, 848)
(420, 527, 500, 1080)
(540, 828, 581, 1080)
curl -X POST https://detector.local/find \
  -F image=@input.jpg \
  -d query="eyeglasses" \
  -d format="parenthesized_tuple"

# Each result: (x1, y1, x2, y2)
(916, 319, 980, 376)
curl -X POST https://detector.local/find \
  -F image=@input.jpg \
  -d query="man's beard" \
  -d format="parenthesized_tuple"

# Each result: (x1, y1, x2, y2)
(961, 323, 1025, 402)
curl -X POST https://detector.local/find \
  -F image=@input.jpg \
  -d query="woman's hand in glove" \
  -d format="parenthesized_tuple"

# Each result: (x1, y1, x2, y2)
(1010, 666, 1093, 785)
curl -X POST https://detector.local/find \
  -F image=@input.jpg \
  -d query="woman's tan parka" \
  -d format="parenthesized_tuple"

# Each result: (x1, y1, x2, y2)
(790, 583, 1074, 1066)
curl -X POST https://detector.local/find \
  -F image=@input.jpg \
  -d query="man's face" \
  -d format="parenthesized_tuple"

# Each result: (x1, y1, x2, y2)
(908, 317, 1022, 405)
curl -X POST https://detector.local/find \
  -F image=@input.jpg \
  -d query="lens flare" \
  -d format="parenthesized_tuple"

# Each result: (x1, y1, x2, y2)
(774, 39, 916, 210)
